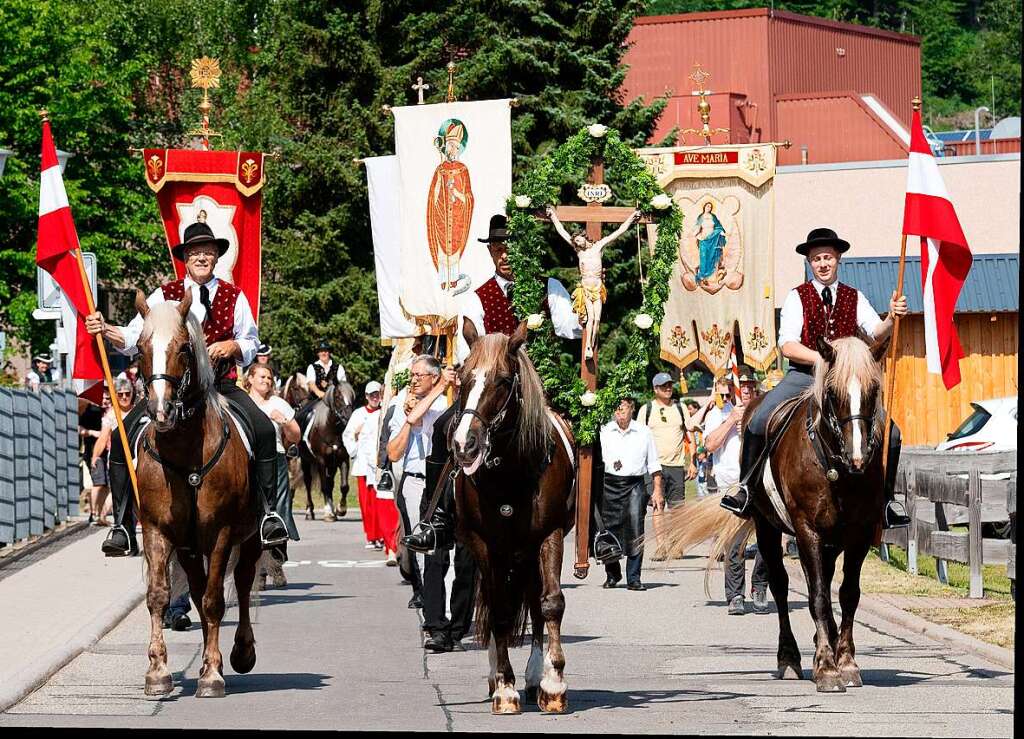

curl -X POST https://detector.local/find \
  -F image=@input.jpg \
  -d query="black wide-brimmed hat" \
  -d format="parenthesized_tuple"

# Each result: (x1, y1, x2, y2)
(33, 354, 53, 363)
(477, 214, 509, 244)
(316, 340, 332, 352)
(172, 221, 230, 261)
(795, 227, 850, 256)
(256, 344, 272, 356)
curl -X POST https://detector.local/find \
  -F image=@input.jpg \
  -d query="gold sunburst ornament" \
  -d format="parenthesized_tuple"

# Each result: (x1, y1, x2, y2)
(187, 56, 223, 148)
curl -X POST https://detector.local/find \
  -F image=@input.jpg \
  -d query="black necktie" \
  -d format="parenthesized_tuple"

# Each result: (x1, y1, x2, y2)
(821, 286, 833, 312)
(505, 282, 515, 303)
(199, 284, 212, 322)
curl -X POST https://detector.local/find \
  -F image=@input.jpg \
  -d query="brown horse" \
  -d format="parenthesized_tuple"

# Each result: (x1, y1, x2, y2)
(453, 320, 576, 714)
(664, 335, 890, 693)
(283, 371, 354, 521)
(132, 291, 262, 698)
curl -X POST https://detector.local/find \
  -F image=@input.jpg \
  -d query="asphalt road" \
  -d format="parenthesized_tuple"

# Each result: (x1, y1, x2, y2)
(0, 513, 1014, 734)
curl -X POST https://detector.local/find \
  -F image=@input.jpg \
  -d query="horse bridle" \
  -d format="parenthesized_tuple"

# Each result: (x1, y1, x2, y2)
(809, 390, 881, 476)
(143, 342, 199, 421)
(451, 372, 520, 470)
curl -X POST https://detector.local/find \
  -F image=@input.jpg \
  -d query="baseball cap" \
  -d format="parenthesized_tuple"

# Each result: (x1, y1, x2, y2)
(365, 381, 383, 394)
(651, 372, 673, 387)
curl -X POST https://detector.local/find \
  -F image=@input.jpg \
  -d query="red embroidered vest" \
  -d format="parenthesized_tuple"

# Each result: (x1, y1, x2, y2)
(796, 281, 859, 348)
(474, 277, 518, 335)
(161, 279, 241, 381)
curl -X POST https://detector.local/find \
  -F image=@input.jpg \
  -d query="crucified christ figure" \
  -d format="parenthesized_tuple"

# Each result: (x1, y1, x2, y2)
(546, 205, 642, 360)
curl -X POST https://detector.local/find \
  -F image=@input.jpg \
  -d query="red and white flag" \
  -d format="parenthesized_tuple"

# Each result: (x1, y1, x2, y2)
(903, 109, 973, 390)
(36, 119, 103, 402)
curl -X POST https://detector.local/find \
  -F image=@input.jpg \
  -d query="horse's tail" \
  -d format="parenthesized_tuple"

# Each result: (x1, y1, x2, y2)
(473, 569, 531, 649)
(660, 493, 756, 598)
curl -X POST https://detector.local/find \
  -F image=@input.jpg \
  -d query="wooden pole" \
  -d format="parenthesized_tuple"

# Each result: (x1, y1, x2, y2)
(72, 249, 142, 511)
(881, 233, 908, 472)
(573, 158, 605, 580)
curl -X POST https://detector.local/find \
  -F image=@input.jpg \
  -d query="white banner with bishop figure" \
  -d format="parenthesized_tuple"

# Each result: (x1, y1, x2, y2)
(639, 144, 779, 374)
(392, 99, 512, 332)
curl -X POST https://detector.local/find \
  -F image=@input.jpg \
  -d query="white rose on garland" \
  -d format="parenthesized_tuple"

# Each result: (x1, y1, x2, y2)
(526, 313, 545, 329)
(587, 123, 608, 138)
(651, 193, 672, 210)
(579, 391, 597, 407)
(514, 195, 532, 209)
(633, 312, 654, 330)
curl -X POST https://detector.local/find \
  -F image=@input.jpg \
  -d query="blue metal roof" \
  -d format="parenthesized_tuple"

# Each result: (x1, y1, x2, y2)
(805, 253, 1019, 314)
(933, 129, 993, 143)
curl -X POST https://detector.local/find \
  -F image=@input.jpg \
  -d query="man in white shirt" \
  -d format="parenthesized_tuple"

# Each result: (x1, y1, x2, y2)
(305, 341, 347, 397)
(598, 396, 664, 590)
(85, 220, 288, 556)
(387, 355, 456, 609)
(704, 369, 768, 614)
(720, 228, 910, 530)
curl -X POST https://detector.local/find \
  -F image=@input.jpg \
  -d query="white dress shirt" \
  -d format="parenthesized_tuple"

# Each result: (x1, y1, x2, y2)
(117, 276, 260, 365)
(777, 279, 883, 349)
(387, 393, 447, 476)
(305, 359, 348, 388)
(599, 419, 662, 478)
(343, 405, 382, 482)
(457, 275, 582, 362)
(703, 402, 741, 487)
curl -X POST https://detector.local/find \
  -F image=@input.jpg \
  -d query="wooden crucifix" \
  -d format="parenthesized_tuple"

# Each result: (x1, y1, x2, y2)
(539, 157, 652, 579)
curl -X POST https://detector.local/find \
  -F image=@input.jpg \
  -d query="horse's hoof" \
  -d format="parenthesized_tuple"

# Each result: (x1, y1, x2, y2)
(491, 695, 521, 715)
(304, 510, 314, 521)
(230, 642, 257, 674)
(324, 512, 336, 523)
(144, 674, 173, 696)
(196, 677, 226, 698)
(777, 663, 803, 680)
(841, 667, 863, 688)
(538, 689, 568, 714)
(815, 673, 847, 693)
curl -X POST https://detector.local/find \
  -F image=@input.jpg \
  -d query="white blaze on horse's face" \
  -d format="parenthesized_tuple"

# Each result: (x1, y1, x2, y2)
(146, 305, 182, 428)
(848, 375, 863, 469)
(453, 368, 487, 475)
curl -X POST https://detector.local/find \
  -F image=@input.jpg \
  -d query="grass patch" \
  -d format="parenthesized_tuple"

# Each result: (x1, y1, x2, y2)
(909, 603, 1016, 649)
(875, 544, 1013, 599)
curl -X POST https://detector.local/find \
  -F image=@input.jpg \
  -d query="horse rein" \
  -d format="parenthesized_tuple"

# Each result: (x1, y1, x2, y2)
(451, 372, 521, 470)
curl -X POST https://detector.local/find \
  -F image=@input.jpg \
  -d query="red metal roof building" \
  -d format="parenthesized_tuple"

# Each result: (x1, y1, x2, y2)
(622, 8, 922, 164)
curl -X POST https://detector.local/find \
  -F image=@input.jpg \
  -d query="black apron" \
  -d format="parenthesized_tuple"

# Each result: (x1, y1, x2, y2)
(601, 473, 647, 558)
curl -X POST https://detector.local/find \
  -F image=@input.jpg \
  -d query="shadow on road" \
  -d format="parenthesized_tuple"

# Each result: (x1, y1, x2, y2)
(175, 671, 332, 696)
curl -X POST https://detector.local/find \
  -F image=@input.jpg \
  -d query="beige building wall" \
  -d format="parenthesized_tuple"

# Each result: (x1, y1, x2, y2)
(772, 153, 1021, 306)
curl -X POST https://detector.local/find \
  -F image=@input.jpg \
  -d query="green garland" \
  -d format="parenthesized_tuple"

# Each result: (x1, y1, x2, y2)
(505, 126, 682, 445)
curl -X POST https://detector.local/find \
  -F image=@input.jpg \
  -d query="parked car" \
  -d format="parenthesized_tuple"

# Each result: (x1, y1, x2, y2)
(935, 397, 1017, 452)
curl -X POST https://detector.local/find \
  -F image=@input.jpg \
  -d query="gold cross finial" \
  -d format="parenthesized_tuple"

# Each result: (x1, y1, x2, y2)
(689, 63, 711, 93)
(446, 62, 457, 103)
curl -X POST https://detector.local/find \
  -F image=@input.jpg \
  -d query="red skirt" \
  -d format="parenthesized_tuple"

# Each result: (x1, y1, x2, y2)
(376, 496, 400, 553)
(356, 476, 379, 542)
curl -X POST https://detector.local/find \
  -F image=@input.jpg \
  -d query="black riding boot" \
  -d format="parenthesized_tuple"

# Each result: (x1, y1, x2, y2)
(404, 459, 454, 553)
(257, 456, 289, 548)
(721, 430, 766, 517)
(101, 457, 139, 557)
(882, 427, 910, 529)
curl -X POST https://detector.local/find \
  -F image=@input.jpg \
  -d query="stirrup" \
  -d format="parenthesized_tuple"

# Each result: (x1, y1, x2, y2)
(260, 513, 289, 548)
(882, 501, 911, 529)
(100, 525, 136, 557)
(593, 531, 623, 564)
(720, 485, 752, 516)
(403, 521, 439, 554)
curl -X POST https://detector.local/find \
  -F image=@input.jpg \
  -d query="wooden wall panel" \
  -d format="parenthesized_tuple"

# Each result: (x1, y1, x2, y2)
(890, 313, 1018, 446)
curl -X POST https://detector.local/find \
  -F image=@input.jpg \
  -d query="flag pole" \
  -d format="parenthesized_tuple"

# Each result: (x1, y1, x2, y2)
(881, 96, 921, 472)
(41, 109, 143, 513)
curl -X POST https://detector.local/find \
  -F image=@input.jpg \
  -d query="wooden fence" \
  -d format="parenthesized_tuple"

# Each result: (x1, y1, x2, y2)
(882, 449, 1016, 598)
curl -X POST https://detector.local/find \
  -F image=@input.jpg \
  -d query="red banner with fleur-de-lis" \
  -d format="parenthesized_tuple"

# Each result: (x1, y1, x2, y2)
(142, 149, 265, 321)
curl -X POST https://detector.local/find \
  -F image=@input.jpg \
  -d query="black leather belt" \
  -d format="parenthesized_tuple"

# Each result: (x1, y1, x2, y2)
(405, 472, 426, 480)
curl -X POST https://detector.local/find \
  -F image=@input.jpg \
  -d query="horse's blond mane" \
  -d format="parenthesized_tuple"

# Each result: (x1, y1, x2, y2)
(805, 337, 882, 424)
(463, 334, 549, 461)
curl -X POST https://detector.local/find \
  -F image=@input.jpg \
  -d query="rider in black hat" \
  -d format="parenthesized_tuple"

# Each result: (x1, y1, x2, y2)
(85, 218, 290, 556)
(26, 353, 59, 391)
(719, 227, 911, 529)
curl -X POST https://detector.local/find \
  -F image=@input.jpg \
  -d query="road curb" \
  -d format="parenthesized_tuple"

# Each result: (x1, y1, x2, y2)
(0, 578, 146, 713)
(784, 559, 1014, 671)
(0, 519, 90, 569)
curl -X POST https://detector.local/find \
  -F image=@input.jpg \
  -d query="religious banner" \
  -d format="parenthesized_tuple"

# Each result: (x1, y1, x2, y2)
(364, 155, 416, 340)
(142, 148, 265, 321)
(392, 99, 512, 331)
(639, 144, 778, 373)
